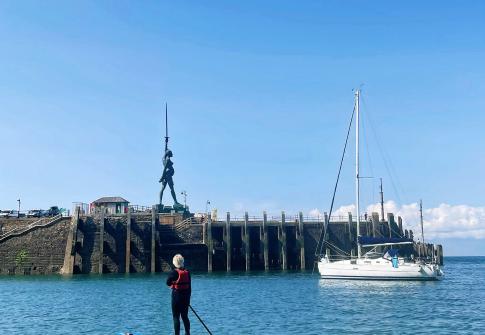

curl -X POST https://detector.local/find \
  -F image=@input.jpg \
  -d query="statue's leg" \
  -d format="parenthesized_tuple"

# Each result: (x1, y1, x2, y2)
(168, 179, 179, 204)
(160, 181, 167, 205)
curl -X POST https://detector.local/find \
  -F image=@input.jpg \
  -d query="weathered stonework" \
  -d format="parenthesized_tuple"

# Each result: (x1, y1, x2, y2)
(0, 212, 442, 275)
(0, 218, 71, 275)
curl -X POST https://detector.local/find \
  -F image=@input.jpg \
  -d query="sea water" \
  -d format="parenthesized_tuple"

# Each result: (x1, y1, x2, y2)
(0, 257, 483, 334)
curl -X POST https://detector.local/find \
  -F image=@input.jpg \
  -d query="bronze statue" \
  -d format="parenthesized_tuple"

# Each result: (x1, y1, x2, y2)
(159, 103, 182, 208)
(159, 148, 180, 206)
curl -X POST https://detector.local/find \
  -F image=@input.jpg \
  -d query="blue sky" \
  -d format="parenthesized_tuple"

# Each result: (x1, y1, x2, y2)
(0, 1, 484, 255)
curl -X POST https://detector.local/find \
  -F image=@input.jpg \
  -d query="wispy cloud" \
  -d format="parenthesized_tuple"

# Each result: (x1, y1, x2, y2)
(309, 201, 485, 239)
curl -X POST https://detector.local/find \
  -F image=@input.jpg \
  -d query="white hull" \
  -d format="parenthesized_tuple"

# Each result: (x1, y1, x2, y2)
(318, 257, 443, 281)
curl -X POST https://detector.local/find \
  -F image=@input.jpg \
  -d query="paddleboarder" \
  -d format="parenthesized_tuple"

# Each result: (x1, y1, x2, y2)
(167, 254, 191, 335)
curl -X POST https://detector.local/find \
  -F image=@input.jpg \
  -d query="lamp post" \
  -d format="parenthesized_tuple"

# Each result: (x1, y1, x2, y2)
(17, 199, 21, 218)
(205, 200, 211, 216)
(180, 191, 187, 209)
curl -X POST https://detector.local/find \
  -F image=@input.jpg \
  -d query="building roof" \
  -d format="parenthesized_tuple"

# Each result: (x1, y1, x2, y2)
(92, 197, 129, 204)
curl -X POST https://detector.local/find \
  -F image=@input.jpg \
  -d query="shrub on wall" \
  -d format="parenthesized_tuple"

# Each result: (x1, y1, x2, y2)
(15, 249, 28, 268)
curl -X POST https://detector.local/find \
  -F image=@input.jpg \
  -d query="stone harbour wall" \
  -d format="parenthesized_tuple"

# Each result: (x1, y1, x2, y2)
(0, 210, 442, 275)
(0, 218, 71, 275)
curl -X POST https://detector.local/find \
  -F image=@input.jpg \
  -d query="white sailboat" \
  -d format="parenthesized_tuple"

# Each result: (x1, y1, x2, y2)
(317, 90, 443, 281)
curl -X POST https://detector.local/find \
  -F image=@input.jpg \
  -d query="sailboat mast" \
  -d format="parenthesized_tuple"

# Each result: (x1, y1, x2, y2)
(380, 178, 385, 222)
(355, 89, 362, 258)
(420, 199, 425, 244)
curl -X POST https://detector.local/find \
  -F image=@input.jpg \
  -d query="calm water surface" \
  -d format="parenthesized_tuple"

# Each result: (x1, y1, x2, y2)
(0, 257, 483, 334)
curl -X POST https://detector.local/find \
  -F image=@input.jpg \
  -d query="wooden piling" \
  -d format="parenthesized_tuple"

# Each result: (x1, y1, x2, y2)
(244, 212, 250, 271)
(225, 212, 231, 272)
(125, 209, 131, 273)
(98, 208, 105, 274)
(397, 216, 403, 235)
(298, 212, 305, 270)
(347, 212, 353, 240)
(259, 216, 263, 268)
(371, 212, 379, 237)
(387, 213, 394, 237)
(263, 211, 269, 270)
(438, 244, 444, 265)
(202, 219, 209, 247)
(151, 205, 156, 273)
(433, 244, 437, 263)
(280, 211, 287, 270)
(207, 215, 213, 272)
(324, 212, 330, 257)
(347, 212, 354, 257)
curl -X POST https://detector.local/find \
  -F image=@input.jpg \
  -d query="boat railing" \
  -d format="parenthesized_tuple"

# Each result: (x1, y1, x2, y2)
(323, 254, 356, 261)
(322, 252, 387, 261)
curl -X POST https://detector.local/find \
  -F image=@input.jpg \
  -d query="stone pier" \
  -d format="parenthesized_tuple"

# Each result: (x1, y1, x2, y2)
(2, 208, 443, 275)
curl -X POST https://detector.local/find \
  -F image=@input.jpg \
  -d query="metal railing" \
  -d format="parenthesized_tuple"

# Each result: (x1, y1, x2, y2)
(71, 203, 154, 216)
(206, 214, 359, 224)
(72, 202, 90, 216)
(0, 209, 70, 218)
(0, 214, 63, 243)
(130, 205, 153, 213)
(174, 217, 205, 230)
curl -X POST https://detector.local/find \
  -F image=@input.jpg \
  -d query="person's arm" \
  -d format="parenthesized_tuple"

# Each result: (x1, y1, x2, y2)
(188, 271, 192, 296)
(166, 270, 178, 287)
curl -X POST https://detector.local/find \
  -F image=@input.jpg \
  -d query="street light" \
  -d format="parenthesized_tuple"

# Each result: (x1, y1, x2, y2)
(17, 199, 21, 218)
(180, 191, 187, 208)
(205, 200, 211, 216)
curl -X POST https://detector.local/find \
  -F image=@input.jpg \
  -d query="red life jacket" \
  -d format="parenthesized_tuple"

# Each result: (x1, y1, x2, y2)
(171, 268, 190, 290)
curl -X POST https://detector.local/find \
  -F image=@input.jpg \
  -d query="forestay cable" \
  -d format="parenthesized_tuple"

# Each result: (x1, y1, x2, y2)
(312, 103, 356, 274)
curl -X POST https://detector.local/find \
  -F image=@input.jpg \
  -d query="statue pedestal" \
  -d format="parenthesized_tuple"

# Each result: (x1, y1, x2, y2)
(157, 204, 191, 217)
